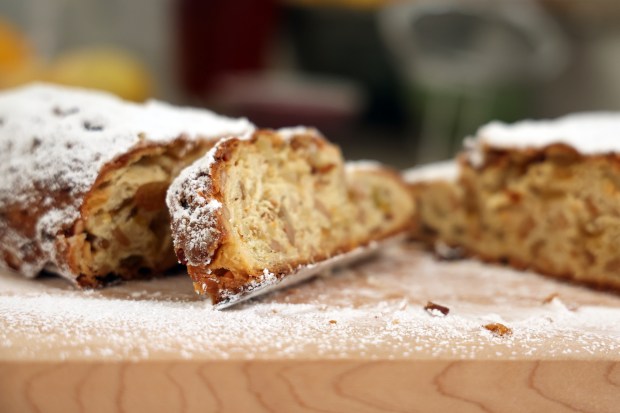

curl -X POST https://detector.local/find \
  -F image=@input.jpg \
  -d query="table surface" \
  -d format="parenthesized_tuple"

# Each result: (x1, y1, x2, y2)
(2, 242, 620, 362)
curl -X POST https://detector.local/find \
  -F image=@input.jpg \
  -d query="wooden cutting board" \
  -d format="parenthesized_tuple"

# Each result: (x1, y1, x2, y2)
(1, 242, 620, 413)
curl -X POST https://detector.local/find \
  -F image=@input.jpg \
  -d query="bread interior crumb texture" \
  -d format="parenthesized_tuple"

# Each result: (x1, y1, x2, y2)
(69, 142, 209, 285)
(208, 133, 414, 279)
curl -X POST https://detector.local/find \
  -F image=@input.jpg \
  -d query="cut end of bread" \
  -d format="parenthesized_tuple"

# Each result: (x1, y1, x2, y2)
(168, 129, 415, 304)
(66, 139, 213, 287)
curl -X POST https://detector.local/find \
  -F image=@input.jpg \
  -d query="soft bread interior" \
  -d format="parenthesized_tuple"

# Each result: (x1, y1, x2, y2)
(199, 132, 415, 295)
(346, 166, 415, 242)
(211, 133, 349, 277)
(70, 142, 210, 286)
(459, 150, 620, 287)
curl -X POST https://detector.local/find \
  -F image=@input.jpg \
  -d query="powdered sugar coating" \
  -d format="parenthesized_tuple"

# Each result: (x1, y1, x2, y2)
(345, 160, 383, 172)
(277, 126, 320, 140)
(165, 142, 230, 267)
(403, 161, 458, 184)
(0, 83, 254, 280)
(1, 244, 619, 361)
(472, 112, 620, 157)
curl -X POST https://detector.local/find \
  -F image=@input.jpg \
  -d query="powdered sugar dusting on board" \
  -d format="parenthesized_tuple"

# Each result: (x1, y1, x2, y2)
(0, 83, 253, 279)
(1, 244, 619, 361)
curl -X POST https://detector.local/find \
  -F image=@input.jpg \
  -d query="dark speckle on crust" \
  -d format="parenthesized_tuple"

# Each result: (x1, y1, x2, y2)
(83, 121, 104, 131)
(53, 106, 79, 117)
(180, 197, 189, 210)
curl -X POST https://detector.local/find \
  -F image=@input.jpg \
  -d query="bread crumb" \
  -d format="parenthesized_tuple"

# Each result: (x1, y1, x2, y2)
(542, 293, 559, 304)
(424, 301, 450, 317)
(484, 323, 512, 337)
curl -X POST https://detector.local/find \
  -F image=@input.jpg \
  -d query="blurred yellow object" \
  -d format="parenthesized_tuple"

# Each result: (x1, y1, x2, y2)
(0, 18, 43, 88)
(0, 18, 32, 71)
(0, 60, 46, 89)
(48, 48, 153, 101)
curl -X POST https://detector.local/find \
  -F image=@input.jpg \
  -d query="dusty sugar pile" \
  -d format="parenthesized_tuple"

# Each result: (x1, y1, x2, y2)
(1, 244, 620, 361)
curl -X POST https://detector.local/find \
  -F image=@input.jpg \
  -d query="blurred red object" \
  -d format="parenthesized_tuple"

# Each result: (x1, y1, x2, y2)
(209, 72, 365, 136)
(176, 0, 278, 98)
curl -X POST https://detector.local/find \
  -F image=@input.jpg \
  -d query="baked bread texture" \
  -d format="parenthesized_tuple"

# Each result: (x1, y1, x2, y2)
(408, 113, 620, 291)
(167, 128, 415, 304)
(0, 83, 253, 287)
(406, 161, 462, 245)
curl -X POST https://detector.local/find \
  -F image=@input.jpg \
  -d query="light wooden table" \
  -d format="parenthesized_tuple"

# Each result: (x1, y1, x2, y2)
(2, 243, 620, 413)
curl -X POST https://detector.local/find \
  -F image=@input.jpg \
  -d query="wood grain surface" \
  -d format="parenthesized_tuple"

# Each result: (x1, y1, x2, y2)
(2, 361, 619, 413)
(2, 243, 620, 412)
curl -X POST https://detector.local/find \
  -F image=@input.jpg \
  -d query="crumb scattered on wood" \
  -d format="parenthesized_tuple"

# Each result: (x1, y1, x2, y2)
(424, 301, 450, 317)
(434, 242, 464, 261)
(542, 293, 578, 311)
(543, 293, 559, 304)
(484, 323, 512, 337)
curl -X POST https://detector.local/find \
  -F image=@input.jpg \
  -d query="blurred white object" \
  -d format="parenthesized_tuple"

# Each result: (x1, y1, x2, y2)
(379, 0, 570, 162)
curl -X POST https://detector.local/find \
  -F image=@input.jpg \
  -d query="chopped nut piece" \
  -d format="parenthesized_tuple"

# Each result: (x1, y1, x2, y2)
(484, 323, 512, 337)
(424, 301, 450, 317)
(329, 320, 337, 324)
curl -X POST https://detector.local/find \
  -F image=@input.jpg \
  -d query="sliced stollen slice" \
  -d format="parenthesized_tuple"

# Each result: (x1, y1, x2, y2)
(0, 83, 254, 287)
(166, 128, 415, 307)
(407, 112, 620, 292)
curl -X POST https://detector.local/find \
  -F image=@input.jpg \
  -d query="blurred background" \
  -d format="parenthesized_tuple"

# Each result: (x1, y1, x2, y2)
(1, 0, 620, 167)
